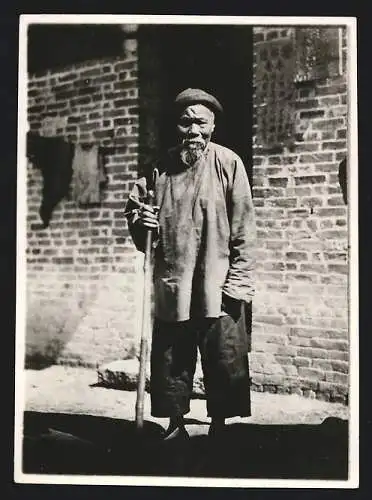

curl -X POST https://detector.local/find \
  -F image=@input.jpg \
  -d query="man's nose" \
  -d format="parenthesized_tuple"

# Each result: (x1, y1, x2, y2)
(188, 123, 200, 136)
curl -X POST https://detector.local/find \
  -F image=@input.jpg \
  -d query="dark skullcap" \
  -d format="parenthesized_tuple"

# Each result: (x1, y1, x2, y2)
(174, 88, 223, 114)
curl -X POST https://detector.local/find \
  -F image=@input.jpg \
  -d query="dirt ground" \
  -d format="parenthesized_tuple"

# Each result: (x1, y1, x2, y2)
(22, 365, 349, 429)
(19, 366, 350, 479)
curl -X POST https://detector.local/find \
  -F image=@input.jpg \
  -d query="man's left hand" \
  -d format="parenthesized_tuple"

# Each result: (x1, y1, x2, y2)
(221, 293, 242, 321)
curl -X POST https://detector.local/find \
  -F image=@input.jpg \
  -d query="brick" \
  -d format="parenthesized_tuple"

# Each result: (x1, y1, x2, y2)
(327, 106, 347, 118)
(46, 102, 69, 112)
(300, 263, 326, 273)
(312, 118, 345, 131)
(267, 157, 282, 166)
(328, 196, 345, 206)
(266, 198, 297, 208)
(113, 98, 136, 108)
(312, 359, 333, 371)
(263, 261, 286, 272)
(98, 74, 118, 84)
(268, 177, 288, 188)
(324, 251, 347, 261)
(295, 98, 319, 110)
(290, 326, 323, 338)
(293, 357, 311, 367)
(285, 263, 297, 271)
(282, 155, 298, 165)
(327, 324, 348, 336)
(275, 355, 294, 366)
(276, 345, 297, 357)
(115, 61, 136, 72)
(113, 80, 136, 91)
(314, 163, 339, 173)
(328, 264, 348, 274)
(310, 338, 348, 351)
(287, 208, 310, 218)
(114, 117, 138, 126)
(321, 131, 336, 140)
(294, 175, 326, 185)
(288, 337, 309, 348)
(316, 207, 346, 217)
(337, 129, 347, 139)
(319, 96, 341, 106)
(294, 142, 320, 153)
(299, 152, 334, 163)
(255, 315, 284, 326)
(253, 156, 265, 166)
(80, 67, 102, 78)
(267, 30, 279, 40)
(298, 86, 316, 98)
(293, 187, 313, 197)
(316, 83, 347, 96)
(286, 273, 318, 284)
(255, 208, 285, 219)
(252, 187, 284, 198)
(324, 371, 348, 384)
(301, 197, 324, 208)
(285, 251, 308, 261)
(321, 229, 348, 240)
(80, 121, 101, 132)
(322, 140, 347, 151)
(336, 152, 348, 163)
(299, 110, 324, 119)
(78, 86, 99, 97)
(298, 367, 325, 380)
(128, 107, 139, 116)
(51, 257, 74, 265)
(71, 96, 91, 106)
(266, 283, 290, 293)
(318, 381, 347, 395)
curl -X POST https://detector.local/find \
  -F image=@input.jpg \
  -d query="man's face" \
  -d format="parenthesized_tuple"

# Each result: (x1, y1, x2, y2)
(177, 104, 215, 165)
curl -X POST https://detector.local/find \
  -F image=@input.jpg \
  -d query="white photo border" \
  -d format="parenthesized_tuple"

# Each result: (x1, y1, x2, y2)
(14, 14, 359, 489)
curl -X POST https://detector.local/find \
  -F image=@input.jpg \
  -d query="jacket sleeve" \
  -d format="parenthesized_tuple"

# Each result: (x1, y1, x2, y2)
(124, 177, 150, 253)
(222, 157, 256, 303)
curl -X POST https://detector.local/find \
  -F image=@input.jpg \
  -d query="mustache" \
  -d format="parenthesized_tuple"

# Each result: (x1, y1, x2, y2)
(181, 138, 205, 147)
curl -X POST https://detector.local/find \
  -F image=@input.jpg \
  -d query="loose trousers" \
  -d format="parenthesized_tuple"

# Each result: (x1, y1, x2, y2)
(150, 302, 251, 418)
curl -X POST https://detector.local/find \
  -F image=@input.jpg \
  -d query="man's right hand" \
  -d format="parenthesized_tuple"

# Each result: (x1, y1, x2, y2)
(137, 203, 159, 231)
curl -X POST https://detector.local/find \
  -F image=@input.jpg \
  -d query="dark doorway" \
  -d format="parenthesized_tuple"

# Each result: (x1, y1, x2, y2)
(138, 25, 253, 185)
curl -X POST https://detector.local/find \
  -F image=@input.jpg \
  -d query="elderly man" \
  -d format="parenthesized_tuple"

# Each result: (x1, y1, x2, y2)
(125, 88, 256, 440)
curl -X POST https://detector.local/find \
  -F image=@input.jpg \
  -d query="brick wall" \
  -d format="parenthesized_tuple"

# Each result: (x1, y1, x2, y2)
(25, 27, 349, 404)
(250, 27, 349, 403)
(26, 51, 142, 367)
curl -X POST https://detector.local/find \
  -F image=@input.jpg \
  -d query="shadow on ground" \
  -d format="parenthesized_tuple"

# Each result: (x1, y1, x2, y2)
(22, 411, 348, 479)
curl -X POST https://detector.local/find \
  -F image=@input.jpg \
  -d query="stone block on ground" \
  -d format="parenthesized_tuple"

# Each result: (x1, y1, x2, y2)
(97, 359, 149, 391)
(97, 358, 205, 397)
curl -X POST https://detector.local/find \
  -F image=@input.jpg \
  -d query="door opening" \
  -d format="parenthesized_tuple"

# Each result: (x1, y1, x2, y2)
(139, 25, 253, 185)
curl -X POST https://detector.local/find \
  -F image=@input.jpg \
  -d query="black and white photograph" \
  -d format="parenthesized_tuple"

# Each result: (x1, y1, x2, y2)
(14, 15, 358, 488)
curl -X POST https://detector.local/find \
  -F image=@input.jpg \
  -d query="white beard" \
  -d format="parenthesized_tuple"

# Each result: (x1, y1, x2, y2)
(179, 141, 206, 166)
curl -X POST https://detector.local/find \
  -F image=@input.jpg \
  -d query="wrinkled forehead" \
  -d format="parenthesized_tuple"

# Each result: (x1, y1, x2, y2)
(179, 104, 215, 121)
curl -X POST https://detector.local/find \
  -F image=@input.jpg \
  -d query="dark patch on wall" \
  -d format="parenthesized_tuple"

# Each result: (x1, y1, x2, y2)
(28, 24, 124, 74)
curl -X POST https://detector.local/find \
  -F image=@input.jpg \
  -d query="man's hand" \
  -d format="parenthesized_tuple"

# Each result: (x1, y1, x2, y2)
(137, 203, 159, 231)
(221, 292, 242, 321)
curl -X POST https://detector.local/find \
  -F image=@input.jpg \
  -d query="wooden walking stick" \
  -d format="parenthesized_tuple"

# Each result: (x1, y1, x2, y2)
(135, 170, 158, 431)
